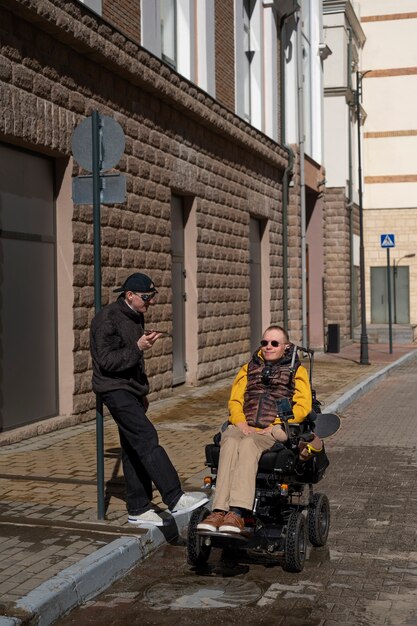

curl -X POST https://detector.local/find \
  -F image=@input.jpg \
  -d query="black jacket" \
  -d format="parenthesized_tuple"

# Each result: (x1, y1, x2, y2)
(90, 296, 149, 398)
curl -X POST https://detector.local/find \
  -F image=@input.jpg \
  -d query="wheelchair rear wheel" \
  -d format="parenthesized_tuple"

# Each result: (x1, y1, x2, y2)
(284, 511, 307, 573)
(187, 506, 212, 566)
(308, 492, 330, 546)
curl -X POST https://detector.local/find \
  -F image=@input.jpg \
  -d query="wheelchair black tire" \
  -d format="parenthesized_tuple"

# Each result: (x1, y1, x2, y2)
(186, 506, 212, 566)
(283, 511, 306, 573)
(308, 493, 330, 547)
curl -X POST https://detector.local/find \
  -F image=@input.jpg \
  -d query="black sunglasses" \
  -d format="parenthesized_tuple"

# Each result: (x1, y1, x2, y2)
(260, 340, 282, 348)
(134, 291, 158, 302)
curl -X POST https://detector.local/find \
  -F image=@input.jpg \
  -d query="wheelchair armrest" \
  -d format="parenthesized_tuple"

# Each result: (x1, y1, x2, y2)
(288, 422, 303, 438)
(269, 440, 286, 452)
(288, 419, 315, 435)
(212, 420, 230, 446)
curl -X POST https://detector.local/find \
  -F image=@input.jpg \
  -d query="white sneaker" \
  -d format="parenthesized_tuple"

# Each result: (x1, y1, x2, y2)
(170, 492, 209, 515)
(128, 510, 165, 526)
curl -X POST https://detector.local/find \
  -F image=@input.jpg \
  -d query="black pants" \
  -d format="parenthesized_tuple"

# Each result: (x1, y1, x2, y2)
(101, 389, 183, 515)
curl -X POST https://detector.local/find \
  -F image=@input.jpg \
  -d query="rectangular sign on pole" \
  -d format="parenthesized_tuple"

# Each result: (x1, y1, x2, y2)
(380, 234, 395, 248)
(72, 173, 126, 204)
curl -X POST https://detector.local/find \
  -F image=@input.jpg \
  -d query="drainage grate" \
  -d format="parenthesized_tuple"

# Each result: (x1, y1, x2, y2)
(143, 579, 263, 609)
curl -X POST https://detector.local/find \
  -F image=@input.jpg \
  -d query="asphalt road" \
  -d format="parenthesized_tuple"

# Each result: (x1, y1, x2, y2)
(57, 360, 417, 626)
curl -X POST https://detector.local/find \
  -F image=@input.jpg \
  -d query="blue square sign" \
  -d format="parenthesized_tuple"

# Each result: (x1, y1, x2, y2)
(380, 234, 395, 248)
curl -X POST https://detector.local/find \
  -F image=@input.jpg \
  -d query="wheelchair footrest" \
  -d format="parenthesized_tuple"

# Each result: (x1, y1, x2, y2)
(197, 529, 250, 542)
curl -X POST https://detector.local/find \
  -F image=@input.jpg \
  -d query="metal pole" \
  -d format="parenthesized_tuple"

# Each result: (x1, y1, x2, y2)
(282, 147, 293, 332)
(280, 13, 296, 333)
(356, 72, 370, 365)
(92, 110, 105, 520)
(296, 10, 308, 347)
(347, 28, 355, 340)
(387, 248, 393, 354)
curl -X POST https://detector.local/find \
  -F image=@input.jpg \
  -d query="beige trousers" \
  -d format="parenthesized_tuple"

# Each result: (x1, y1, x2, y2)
(212, 425, 282, 512)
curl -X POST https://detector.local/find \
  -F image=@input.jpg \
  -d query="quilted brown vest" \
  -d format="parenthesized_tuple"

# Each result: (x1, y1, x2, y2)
(243, 350, 300, 428)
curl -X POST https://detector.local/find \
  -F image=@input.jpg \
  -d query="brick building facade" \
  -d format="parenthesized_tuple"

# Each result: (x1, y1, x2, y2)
(0, 0, 299, 432)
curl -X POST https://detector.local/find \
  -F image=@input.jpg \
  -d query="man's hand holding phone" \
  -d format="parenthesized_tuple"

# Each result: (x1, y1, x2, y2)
(137, 330, 164, 351)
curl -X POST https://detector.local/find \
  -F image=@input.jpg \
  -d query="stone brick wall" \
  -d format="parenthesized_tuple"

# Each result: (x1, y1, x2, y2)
(103, 0, 140, 43)
(214, 0, 235, 112)
(0, 0, 289, 420)
(324, 187, 352, 346)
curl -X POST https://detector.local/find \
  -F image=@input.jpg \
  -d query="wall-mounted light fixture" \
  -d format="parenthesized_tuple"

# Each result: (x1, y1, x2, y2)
(318, 43, 332, 61)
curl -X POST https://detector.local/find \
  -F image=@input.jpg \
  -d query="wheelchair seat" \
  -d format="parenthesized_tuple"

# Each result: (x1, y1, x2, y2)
(205, 419, 329, 485)
(205, 441, 296, 474)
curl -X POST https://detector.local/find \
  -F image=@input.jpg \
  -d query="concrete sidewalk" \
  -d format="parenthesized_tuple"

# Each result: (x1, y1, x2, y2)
(1, 342, 416, 626)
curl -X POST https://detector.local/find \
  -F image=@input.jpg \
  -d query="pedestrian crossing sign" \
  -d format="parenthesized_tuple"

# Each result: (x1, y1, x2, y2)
(380, 234, 395, 248)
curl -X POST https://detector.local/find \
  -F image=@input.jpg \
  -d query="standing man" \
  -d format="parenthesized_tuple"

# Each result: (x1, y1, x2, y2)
(90, 272, 208, 526)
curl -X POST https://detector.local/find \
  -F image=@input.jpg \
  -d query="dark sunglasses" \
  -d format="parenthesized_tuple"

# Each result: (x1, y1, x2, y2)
(260, 340, 282, 347)
(135, 291, 158, 302)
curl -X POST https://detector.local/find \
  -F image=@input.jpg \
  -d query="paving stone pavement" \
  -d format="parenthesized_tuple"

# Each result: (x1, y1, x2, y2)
(55, 351, 417, 626)
(0, 343, 416, 625)
(58, 352, 417, 626)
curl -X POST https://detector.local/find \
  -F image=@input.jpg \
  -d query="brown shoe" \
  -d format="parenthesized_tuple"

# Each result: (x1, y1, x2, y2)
(197, 510, 226, 532)
(219, 511, 245, 534)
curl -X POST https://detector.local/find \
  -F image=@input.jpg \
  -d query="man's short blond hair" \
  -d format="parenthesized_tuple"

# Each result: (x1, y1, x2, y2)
(263, 325, 289, 343)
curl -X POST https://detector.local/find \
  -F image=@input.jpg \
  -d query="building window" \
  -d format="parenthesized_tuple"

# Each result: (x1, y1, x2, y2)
(141, 1, 215, 95)
(301, 0, 312, 155)
(77, 0, 102, 15)
(160, 0, 177, 69)
(196, 1, 216, 96)
(236, 0, 274, 135)
(243, 0, 255, 123)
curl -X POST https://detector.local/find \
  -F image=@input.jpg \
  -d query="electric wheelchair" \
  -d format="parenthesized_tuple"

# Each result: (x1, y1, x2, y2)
(186, 346, 338, 573)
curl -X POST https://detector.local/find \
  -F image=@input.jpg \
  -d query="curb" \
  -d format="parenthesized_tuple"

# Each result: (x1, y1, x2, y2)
(0, 509, 201, 626)
(324, 349, 417, 414)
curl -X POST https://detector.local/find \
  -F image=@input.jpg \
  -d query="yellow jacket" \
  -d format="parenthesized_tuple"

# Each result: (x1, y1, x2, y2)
(228, 359, 312, 427)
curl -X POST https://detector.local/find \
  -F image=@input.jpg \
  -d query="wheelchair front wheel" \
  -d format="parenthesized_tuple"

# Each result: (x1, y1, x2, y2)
(186, 506, 212, 566)
(308, 493, 330, 547)
(284, 511, 306, 573)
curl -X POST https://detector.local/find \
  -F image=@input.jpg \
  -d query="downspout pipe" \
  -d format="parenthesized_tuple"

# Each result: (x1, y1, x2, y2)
(347, 27, 354, 339)
(295, 8, 308, 347)
(280, 6, 298, 331)
(282, 145, 294, 330)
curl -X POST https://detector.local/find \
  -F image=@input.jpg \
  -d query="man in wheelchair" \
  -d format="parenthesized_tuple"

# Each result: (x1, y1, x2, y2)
(197, 325, 312, 536)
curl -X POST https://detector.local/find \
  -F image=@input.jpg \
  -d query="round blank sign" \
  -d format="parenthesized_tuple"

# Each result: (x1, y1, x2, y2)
(71, 114, 125, 172)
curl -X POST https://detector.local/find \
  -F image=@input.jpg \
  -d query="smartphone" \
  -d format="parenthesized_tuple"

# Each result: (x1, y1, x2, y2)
(144, 329, 172, 337)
